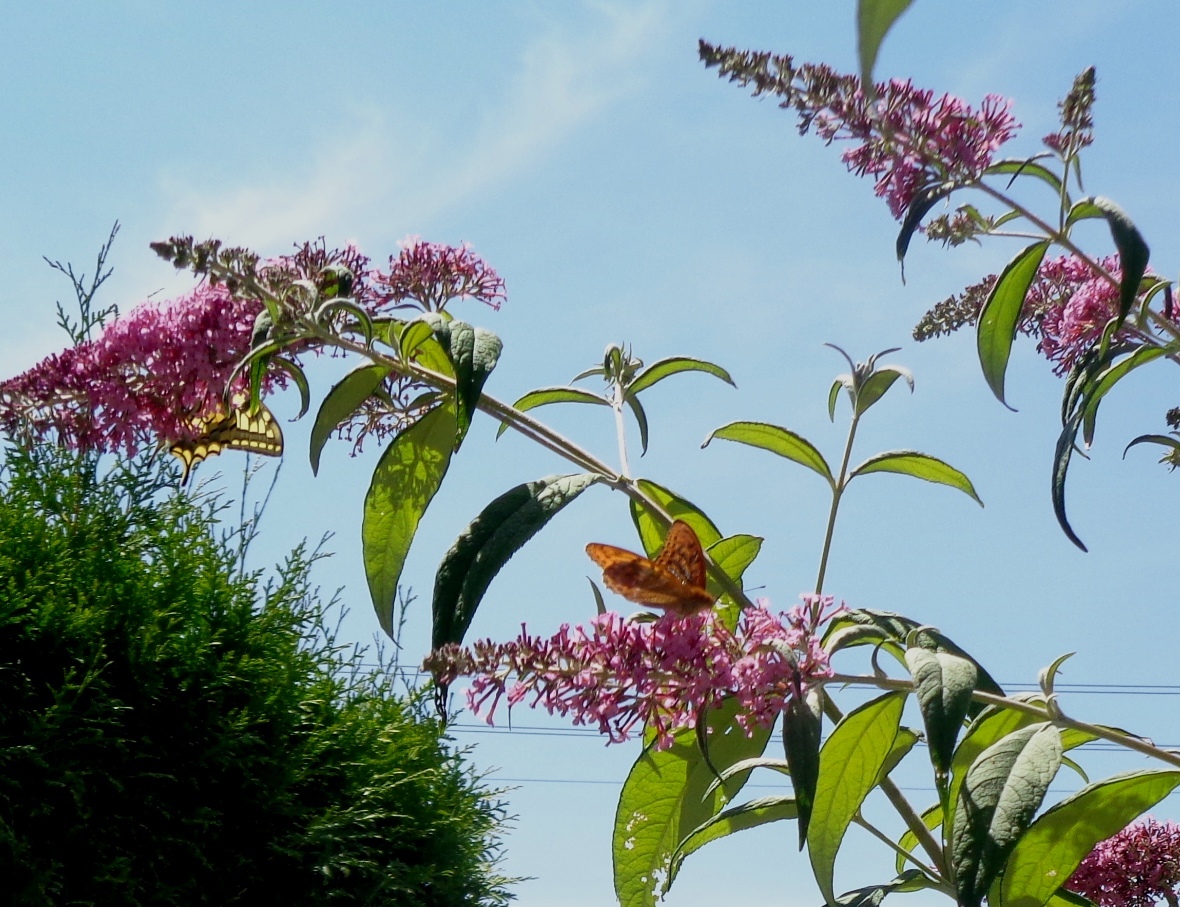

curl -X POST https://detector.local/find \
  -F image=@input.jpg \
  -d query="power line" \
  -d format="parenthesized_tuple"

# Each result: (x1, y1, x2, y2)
(365, 667, 1180, 697)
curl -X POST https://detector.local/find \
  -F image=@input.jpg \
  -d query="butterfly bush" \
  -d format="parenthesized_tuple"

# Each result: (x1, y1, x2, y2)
(370, 236, 506, 312)
(0, 239, 505, 457)
(913, 254, 1142, 374)
(1068, 818, 1180, 907)
(699, 41, 1019, 219)
(424, 595, 842, 750)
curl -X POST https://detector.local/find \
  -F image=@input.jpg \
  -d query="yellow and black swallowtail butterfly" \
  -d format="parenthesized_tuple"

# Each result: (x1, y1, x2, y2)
(169, 403, 284, 485)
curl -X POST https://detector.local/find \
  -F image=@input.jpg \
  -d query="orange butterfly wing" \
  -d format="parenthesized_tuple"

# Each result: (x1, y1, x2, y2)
(586, 520, 715, 615)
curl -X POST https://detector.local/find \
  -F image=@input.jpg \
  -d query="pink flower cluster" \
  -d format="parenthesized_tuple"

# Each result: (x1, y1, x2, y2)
(0, 239, 505, 457)
(1068, 818, 1180, 907)
(371, 237, 506, 312)
(834, 81, 1019, 219)
(1030, 255, 1123, 374)
(425, 596, 841, 750)
(697, 43, 1019, 220)
(0, 283, 265, 456)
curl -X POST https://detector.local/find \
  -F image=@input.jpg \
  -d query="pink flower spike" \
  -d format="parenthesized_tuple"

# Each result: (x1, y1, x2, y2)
(1069, 818, 1180, 907)
(422, 598, 841, 749)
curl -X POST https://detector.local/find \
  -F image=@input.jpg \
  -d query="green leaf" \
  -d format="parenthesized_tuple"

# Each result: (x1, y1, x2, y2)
(1001, 769, 1180, 907)
(828, 379, 844, 420)
(414, 316, 499, 445)
(496, 385, 608, 438)
(447, 320, 479, 441)
(1078, 196, 1150, 325)
(947, 698, 1045, 851)
(1064, 198, 1104, 228)
(613, 697, 772, 907)
(895, 803, 943, 875)
(896, 183, 953, 267)
(876, 726, 920, 785)
(809, 691, 907, 905)
(398, 318, 435, 360)
(978, 241, 1050, 406)
(703, 421, 833, 485)
(432, 474, 600, 650)
(1051, 412, 1089, 552)
(1125, 433, 1180, 458)
(856, 365, 914, 415)
(1080, 346, 1168, 446)
(705, 757, 792, 795)
(626, 394, 651, 456)
(905, 648, 978, 776)
(831, 871, 930, 907)
(309, 362, 391, 475)
(857, 0, 915, 89)
(952, 723, 1063, 907)
(628, 479, 722, 557)
(362, 403, 458, 637)
(987, 159, 1065, 195)
(784, 691, 823, 848)
(665, 796, 797, 891)
(704, 533, 762, 625)
(822, 611, 1004, 708)
(849, 450, 983, 505)
(270, 357, 311, 419)
(628, 355, 735, 395)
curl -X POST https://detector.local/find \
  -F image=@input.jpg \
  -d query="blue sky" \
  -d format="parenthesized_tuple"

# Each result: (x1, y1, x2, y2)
(4, 3, 1180, 905)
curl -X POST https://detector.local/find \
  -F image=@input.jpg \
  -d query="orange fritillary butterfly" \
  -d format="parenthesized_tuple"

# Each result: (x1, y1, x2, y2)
(585, 520, 716, 616)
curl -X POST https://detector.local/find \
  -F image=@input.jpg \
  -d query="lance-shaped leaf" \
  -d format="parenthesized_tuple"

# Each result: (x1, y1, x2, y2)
(947, 698, 1046, 852)
(1081, 346, 1168, 447)
(856, 0, 914, 89)
(613, 698, 771, 907)
(665, 796, 797, 892)
(704, 421, 833, 485)
(905, 648, 978, 776)
(876, 726, 920, 785)
(895, 803, 943, 875)
(495, 385, 608, 439)
(1052, 411, 1088, 552)
(978, 241, 1050, 406)
(628, 479, 722, 556)
(270, 357, 310, 418)
(432, 473, 601, 650)
(856, 365, 914, 416)
(398, 316, 456, 377)
(897, 183, 952, 267)
(309, 362, 391, 475)
(398, 318, 435, 360)
(1069, 196, 1150, 326)
(987, 159, 1065, 196)
(785, 690, 824, 848)
(625, 394, 651, 456)
(705, 757, 792, 795)
(809, 691, 907, 905)
(1001, 769, 1180, 907)
(362, 403, 458, 637)
(627, 355, 735, 395)
(952, 723, 1062, 907)
(694, 533, 761, 626)
(850, 450, 982, 505)
(832, 871, 931, 907)
(1125, 433, 1180, 459)
(419, 316, 501, 445)
(822, 610, 1004, 708)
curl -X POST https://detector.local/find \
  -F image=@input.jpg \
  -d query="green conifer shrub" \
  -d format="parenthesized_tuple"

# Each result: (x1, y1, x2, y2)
(0, 447, 512, 906)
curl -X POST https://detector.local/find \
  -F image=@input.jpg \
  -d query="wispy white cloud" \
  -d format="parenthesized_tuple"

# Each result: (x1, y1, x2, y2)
(157, 1, 670, 251)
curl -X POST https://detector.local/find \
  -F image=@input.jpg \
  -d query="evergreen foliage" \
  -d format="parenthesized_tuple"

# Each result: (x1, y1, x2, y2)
(0, 447, 512, 906)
